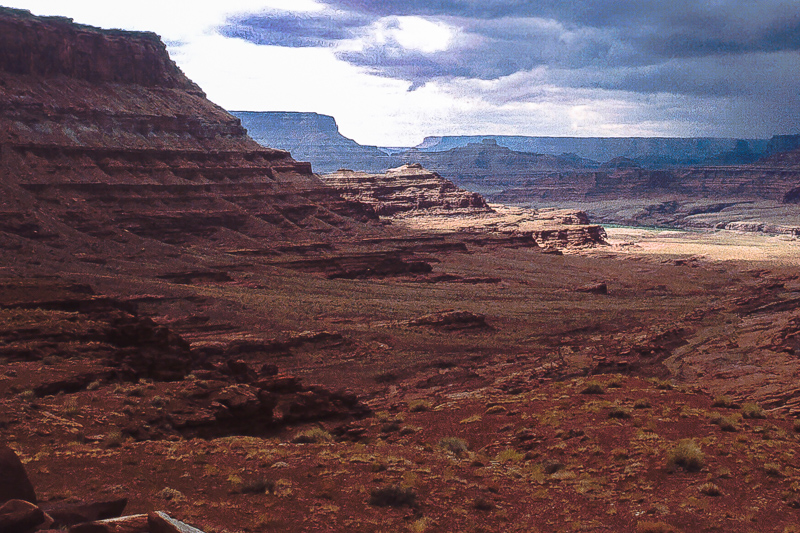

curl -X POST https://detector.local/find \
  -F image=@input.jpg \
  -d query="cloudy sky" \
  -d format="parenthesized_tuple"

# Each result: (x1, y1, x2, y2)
(6, 1, 800, 145)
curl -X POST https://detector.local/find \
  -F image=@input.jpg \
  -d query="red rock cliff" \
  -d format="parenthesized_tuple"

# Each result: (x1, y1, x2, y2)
(0, 7, 377, 266)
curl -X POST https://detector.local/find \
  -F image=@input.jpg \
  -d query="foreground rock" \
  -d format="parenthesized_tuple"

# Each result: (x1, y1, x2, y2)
(0, 446, 37, 504)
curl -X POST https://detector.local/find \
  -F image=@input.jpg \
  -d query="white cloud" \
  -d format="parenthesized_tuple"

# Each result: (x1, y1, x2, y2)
(2, 1, 324, 40)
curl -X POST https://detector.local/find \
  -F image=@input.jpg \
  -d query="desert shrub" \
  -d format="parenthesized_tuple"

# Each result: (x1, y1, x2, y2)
(238, 478, 276, 494)
(86, 380, 102, 391)
(699, 482, 722, 496)
(667, 439, 704, 472)
(103, 429, 124, 449)
(292, 427, 333, 444)
(368, 485, 417, 507)
(607, 377, 624, 389)
(741, 402, 766, 419)
(711, 395, 736, 408)
(19, 389, 35, 401)
(636, 521, 677, 533)
(485, 405, 507, 415)
(764, 463, 783, 477)
(473, 497, 494, 511)
(710, 414, 739, 432)
(608, 406, 632, 419)
(408, 399, 432, 412)
(633, 398, 652, 409)
(495, 449, 524, 463)
(542, 459, 564, 474)
(439, 437, 469, 456)
(158, 487, 185, 501)
(581, 381, 604, 395)
(150, 396, 166, 408)
(62, 397, 81, 415)
(651, 379, 673, 390)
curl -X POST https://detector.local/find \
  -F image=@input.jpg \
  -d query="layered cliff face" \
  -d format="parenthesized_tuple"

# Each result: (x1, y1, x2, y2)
(321, 164, 490, 216)
(396, 139, 592, 189)
(231, 111, 397, 173)
(0, 7, 377, 269)
(413, 135, 768, 167)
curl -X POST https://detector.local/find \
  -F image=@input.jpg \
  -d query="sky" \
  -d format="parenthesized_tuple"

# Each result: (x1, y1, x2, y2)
(5, 1, 800, 145)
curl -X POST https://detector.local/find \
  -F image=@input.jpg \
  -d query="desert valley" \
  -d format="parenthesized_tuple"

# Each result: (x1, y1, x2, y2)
(4, 6, 800, 533)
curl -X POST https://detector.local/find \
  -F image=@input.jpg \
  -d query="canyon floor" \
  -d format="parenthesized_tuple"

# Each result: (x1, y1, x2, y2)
(5, 223, 800, 533)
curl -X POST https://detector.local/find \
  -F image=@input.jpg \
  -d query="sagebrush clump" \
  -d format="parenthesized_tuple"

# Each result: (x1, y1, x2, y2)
(666, 439, 704, 472)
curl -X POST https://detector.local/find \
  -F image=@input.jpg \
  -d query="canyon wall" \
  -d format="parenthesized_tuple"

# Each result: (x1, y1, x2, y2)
(0, 7, 377, 266)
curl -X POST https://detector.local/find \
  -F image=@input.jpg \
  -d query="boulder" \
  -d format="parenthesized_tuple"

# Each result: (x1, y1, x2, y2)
(43, 498, 128, 528)
(68, 514, 148, 533)
(0, 499, 46, 533)
(0, 446, 36, 504)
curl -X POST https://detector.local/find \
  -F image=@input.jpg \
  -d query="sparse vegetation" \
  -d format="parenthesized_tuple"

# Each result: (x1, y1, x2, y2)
(633, 398, 652, 409)
(711, 413, 739, 432)
(158, 487, 186, 501)
(608, 406, 632, 419)
(19, 389, 35, 401)
(292, 427, 333, 444)
(667, 439, 704, 472)
(439, 437, 469, 456)
(103, 429, 124, 449)
(636, 521, 678, 533)
(764, 463, 783, 477)
(742, 402, 766, 419)
(237, 478, 276, 494)
(473, 497, 494, 511)
(494, 448, 524, 463)
(700, 482, 722, 496)
(408, 399, 432, 412)
(712, 395, 736, 408)
(581, 381, 604, 394)
(368, 485, 417, 507)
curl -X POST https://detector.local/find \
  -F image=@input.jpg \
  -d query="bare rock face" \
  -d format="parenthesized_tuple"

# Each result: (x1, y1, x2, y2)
(321, 164, 491, 216)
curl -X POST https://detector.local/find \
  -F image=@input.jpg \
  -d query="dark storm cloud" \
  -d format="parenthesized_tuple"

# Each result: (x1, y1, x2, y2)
(220, 1, 800, 101)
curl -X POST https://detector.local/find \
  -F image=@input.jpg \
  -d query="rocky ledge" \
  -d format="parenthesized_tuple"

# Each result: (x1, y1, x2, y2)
(321, 164, 491, 216)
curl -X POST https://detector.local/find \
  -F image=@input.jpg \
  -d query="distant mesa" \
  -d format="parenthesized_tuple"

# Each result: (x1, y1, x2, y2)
(231, 111, 397, 174)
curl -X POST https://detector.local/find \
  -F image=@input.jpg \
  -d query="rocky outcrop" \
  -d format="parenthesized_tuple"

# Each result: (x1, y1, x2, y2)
(321, 164, 490, 216)
(0, 7, 201, 91)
